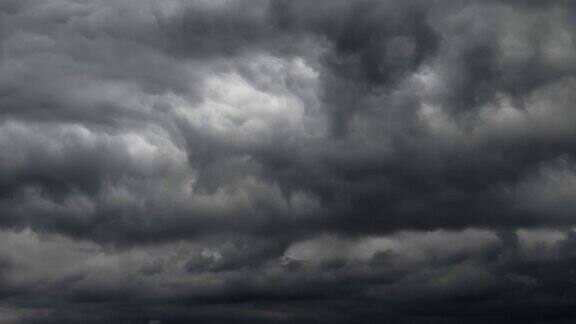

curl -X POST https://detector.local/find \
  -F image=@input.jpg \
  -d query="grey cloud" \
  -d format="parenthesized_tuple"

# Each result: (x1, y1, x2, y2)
(1, 228, 575, 323)
(1, 0, 576, 323)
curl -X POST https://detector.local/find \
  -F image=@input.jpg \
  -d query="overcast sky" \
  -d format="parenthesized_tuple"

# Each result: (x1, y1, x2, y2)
(1, 0, 576, 323)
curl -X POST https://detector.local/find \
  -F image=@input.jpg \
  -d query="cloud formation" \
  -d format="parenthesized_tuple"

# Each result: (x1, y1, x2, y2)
(1, 0, 576, 322)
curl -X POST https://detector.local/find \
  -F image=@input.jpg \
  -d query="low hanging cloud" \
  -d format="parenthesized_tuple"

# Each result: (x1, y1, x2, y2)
(1, 0, 576, 323)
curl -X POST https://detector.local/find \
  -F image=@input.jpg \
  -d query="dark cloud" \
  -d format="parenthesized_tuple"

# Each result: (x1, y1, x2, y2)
(1, 0, 576, 322)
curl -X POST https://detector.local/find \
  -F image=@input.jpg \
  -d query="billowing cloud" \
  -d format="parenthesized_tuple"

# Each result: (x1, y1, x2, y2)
(1, 0, 576, 323)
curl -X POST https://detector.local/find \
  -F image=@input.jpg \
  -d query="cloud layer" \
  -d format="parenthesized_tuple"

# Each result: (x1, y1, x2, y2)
(1, 0, 576, 323)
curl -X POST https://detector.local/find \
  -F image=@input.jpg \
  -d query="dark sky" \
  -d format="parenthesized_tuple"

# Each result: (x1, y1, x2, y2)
(1, 0, 576, 323)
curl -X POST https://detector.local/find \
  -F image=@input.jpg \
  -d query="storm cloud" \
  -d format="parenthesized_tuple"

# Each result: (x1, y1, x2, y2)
(1, 0, 576, 323)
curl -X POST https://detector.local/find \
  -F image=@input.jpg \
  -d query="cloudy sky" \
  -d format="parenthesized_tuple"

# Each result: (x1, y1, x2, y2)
(1, 0, 576, 323)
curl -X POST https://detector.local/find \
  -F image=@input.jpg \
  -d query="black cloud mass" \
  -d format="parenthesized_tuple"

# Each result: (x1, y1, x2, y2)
(1, 0, 576, 323)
